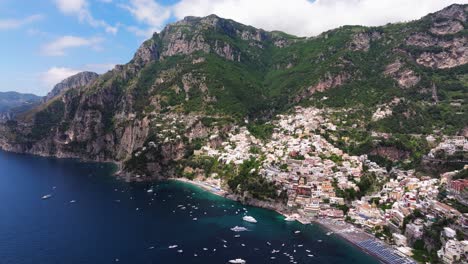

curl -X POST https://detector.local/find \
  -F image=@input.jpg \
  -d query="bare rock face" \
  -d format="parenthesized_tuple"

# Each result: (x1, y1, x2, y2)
(310, 72, 350, 94)
(406, 33, 438, 47)
(430, 20, 464, 35)
(384, 60, 420, 88)
(406, 33, 468, 69)
(161, 31, 210, 58)
(44, 72, 99, 102)
(433, 4, 467, 22)
(214, 41, 241, 61)
(416, 38, 468, 69)
(405, 5, 467, 69)
(133, 38, 160, 66)
(349, 31, 381, 51)
(295, 72, 350, 102)
(370, 146, 410, 161)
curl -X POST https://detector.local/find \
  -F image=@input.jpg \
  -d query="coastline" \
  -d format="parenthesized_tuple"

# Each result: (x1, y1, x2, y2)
(172, 177, 416, 264)
(0, 146, 414, 264)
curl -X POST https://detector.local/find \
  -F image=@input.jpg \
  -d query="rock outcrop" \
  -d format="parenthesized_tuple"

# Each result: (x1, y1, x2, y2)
(43, 72, 99, 102)
(406, 4, 467, 69)
(384, 60, 420, 88)
(308, 72, 350, 94)
(348, 31, 381, 51)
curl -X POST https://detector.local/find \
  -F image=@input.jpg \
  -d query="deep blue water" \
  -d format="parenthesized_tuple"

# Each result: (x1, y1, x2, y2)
(0, 151, 379, 264)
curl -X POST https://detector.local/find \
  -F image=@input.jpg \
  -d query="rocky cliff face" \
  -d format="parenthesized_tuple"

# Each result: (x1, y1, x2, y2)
(43, 72, 99, 102)
(0, 5, 466, 179)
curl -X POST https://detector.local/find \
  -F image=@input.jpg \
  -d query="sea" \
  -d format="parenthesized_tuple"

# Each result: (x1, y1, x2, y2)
(0, 150, 379, 264)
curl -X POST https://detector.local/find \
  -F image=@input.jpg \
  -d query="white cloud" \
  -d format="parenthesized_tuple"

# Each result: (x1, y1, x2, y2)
(40, 67, 81, 89)
(41, 35, 104, 56)
(121, 0, 171, 37)
(53, 0, 118, 34)
(171, 0, 468, 36)
(38, 63, 115, 94)
(0, 14, 43, 30)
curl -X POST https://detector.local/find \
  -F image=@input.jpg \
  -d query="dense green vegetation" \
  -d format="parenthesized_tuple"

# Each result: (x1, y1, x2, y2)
(11, 5, 467, 180)
(226, 157, 280, 200)
(30, 100, 65, 139)
(334, 172, 382, 201)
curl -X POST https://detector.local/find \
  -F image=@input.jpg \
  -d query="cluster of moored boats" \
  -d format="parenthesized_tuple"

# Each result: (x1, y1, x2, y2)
(43, 183, 327, 263)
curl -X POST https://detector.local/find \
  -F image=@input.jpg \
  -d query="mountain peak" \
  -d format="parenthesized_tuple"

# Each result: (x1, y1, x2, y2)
(432, 3, 467, 21)
(44, 71, 99, 102)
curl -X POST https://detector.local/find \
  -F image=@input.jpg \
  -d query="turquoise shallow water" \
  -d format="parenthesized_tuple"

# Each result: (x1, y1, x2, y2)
(0, 150, 379, 264)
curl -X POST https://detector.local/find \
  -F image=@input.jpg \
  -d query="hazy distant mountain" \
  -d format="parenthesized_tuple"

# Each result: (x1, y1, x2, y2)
(0, 91, 42, 122)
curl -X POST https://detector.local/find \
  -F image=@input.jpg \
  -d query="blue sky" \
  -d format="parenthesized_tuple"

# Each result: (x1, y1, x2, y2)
(0, 0, 465, 95)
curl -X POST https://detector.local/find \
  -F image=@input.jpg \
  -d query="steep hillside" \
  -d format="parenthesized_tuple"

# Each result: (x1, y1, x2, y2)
(0, 4, 466, 177)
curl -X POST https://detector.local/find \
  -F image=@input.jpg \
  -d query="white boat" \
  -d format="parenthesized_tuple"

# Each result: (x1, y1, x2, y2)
(230, 226, 248, 232)
(69, 200, 76, 203)
(242, 216, 257, 223)
(228, 259, 246, 264)
(294, 230, 301, 234)
(147, 189, 154, 193)
(284, 216, 295, 221)
(326, 232, 333, 236)
(168, 245, 178, 249)
(41, 194, 52, 200)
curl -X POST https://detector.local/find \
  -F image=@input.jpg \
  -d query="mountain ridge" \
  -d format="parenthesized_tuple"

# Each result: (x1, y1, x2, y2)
(0, 91, 42, 122)
(0, 4, 466, 178)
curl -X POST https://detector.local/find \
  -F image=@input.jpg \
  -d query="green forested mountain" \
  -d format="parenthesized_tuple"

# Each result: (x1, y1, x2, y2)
(0, 4, 466, 176)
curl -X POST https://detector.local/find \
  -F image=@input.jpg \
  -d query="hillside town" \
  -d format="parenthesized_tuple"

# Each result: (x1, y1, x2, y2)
(191, 106, 468, 263)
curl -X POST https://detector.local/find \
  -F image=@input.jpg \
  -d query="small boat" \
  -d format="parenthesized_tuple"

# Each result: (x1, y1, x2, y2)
(168, 245, 178, 249)
(294, 230, 300, 234)
(230, 226, 248, 232)
(69, 200, 76, 203)
(147, 188, 154, 193)
(228, 259, 246, 264)
(317, 240, 322, 243)
(41, 194, 52, 200)
(326, 232, 333, 236)
(242, 216, 257, 223)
